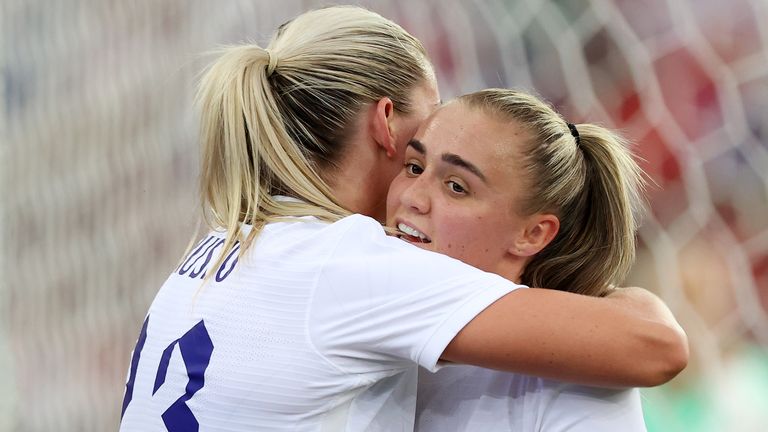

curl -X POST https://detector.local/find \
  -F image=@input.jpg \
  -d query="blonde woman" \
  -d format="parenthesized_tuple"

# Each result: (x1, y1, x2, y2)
(119, 7, 685, 431)
(384, 89, 652, 430)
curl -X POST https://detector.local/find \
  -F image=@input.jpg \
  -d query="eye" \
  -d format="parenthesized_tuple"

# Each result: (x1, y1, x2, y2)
(405, 162, 424, 176)
(447, 180, 467, 195)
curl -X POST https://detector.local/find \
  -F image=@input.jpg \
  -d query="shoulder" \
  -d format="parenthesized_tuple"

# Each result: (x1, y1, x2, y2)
(306, 215, 522, 371)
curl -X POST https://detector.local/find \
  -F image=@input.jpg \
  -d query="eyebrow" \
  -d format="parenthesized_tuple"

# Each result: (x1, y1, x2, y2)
(408, 139, 426, 154)
(407, 139, 487, 182)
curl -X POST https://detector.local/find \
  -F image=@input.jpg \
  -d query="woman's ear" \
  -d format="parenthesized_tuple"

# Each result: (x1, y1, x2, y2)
(511, 214, 560, 257)
(371, 97, 397, 158)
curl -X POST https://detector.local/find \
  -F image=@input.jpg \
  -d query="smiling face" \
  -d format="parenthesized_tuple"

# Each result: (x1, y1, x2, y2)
(386, 101, 540, 280)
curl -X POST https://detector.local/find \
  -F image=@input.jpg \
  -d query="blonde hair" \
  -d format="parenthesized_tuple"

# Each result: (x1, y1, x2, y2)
(459, 89, 646, 296)
(195, 6, 432, 273)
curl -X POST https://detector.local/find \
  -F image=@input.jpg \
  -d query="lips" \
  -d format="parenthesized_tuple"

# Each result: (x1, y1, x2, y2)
(397, 222, 432, 243)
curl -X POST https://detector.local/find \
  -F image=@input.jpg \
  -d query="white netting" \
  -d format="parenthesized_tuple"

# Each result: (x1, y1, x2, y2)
(2, 0, 767, 431)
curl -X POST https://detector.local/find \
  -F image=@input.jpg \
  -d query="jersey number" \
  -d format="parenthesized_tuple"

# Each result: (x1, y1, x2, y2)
(121, 316, 214, 431)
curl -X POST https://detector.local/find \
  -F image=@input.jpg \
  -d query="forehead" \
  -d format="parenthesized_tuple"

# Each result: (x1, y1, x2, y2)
(415, 102, 525, 167)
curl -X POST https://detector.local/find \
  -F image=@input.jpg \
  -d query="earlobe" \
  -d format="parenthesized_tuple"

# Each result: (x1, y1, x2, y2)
(371, 97, 397, 158)
(512, 215, 560, 257)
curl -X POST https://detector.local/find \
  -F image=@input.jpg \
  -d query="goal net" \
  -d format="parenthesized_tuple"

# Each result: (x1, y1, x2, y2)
(2, 0, 767, 430)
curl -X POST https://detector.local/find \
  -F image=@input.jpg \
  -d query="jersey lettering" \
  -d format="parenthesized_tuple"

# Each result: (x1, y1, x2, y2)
(121, 317, 214, 432)
(177, 235, 239, 282)
(121, 316, 149, 418)
(215, 242, 240, 282)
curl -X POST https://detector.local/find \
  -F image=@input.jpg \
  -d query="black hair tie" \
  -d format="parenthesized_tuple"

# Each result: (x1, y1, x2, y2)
(567, 123, 580, 146)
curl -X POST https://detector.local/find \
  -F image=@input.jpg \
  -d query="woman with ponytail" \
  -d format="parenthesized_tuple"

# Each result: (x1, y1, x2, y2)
(384, 89, 653, 430)
(121, 7, 685, 431)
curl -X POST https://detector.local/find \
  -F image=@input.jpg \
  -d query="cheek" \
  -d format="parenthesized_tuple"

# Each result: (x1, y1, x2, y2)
(401, 109, 432, 145)
(433, 210, 505, 268)
(386, 175, 406, 218)
(432, 213, 478, 256)
(402, 121, 420, 142)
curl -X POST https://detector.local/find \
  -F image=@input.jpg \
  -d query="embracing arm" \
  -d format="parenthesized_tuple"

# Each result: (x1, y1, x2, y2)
(441, 286, 688, 388)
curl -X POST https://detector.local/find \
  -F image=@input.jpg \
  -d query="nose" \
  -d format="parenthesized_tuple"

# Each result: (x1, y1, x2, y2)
(399, 175, 430, 214)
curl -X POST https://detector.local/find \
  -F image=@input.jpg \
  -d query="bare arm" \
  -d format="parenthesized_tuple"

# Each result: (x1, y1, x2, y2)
(441, 287, 688, 388)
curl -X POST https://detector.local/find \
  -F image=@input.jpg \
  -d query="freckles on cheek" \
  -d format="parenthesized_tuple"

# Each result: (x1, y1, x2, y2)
(436, 221, 473, 256)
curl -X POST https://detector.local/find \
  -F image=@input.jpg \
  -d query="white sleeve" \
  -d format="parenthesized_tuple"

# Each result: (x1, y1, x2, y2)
(308, 215, 521, 374)
(539, 384, 647, 432)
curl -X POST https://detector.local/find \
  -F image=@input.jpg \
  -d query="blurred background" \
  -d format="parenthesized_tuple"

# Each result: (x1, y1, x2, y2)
(2, 0, 767, 430)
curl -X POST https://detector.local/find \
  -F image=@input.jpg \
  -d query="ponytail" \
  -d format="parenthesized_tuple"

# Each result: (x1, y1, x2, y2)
(522, 124, 644, 296)
(197, 45, 350, 270)
(194, 6, 433, 282)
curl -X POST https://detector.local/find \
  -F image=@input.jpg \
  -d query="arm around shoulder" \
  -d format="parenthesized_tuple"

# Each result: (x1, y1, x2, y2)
(441, 286, 688, 388)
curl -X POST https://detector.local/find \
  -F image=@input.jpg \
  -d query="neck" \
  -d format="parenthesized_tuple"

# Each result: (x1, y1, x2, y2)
(327, 140, 395, 223)
(490, 255, 530, 286)
(330, 169, 386, 222)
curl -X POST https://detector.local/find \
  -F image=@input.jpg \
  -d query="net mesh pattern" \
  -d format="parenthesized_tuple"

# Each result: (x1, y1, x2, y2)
(2, 0, 767, 430)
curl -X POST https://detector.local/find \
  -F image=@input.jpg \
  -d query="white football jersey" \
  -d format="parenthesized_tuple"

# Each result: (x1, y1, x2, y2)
(119, 214, 519, 431)
(416, 365, 646, 432)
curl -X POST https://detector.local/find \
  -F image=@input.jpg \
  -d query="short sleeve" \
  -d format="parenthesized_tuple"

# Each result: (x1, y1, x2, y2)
(307, 215, 522, 375)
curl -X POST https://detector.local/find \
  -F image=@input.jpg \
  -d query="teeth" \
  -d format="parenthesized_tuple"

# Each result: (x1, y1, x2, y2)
(398, 223, 428, 240)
